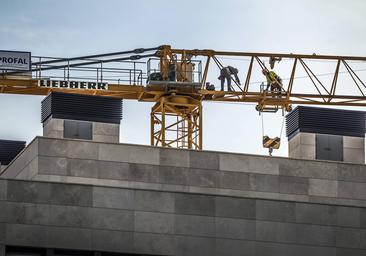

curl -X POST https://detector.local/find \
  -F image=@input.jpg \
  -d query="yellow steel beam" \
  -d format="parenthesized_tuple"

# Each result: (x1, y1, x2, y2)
(2, 78, 366, 108)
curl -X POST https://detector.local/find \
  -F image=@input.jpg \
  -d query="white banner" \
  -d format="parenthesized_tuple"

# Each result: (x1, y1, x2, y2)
(0, 50, 31, 71)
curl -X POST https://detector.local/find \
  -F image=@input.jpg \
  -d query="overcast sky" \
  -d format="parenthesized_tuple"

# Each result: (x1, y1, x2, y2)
(1, 0, 366, 156)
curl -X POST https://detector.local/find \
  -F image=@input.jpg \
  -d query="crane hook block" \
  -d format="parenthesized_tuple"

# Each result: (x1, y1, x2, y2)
(262, 136, 281, 150)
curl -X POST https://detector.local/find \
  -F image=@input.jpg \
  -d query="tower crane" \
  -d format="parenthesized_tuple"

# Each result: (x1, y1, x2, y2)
(1, 45, 366, 152)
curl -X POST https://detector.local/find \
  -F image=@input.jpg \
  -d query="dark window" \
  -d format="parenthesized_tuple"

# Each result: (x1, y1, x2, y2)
(316, 134, 343, 161)
(6, 246, 46, 256)
(64, 120, 92, 140)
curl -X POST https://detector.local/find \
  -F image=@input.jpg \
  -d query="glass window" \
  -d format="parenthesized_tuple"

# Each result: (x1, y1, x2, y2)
(64, 120, 92, 140)
(316, 134, 343, 161)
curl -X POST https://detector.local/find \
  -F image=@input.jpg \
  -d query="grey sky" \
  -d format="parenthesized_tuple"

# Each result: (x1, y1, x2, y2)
(1, 0, 366, 156)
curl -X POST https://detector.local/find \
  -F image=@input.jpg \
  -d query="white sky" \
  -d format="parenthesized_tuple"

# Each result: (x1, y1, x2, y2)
(1, 0, 366, 156)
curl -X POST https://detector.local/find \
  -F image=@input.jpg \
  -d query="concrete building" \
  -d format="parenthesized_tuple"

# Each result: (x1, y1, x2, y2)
(1, 136, 366, 255)
(1, 95, 366, 255)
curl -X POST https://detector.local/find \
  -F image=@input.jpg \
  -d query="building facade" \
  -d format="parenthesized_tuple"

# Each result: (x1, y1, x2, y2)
(1, 137, 366, 255)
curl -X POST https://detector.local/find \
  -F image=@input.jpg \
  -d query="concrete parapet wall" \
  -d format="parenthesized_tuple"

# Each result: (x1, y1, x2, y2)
(2, 137, 366, 209)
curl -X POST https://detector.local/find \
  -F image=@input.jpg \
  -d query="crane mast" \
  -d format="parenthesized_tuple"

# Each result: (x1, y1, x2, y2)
(1, 45, 366, 150)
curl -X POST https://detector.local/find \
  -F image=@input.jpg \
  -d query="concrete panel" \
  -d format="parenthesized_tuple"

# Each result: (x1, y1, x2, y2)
(50, 183, 92, 206)
(0, 180, 7, 200)
(0, 244, 4, 256)
(158, 166, 189, 185)
(221, 153, 279, 175)
(279, 159, 338, 180)
(338, 164, 366, 182)
(190, 150, 219, 170)
(218, 171, 250, 190)
(67, 158, 98, 178)
(360, 209, 366, 228)
(160, 148, 190, 167)
(344, 148, 365, 164)
(0, 202, 5, 223)
(279, 176, 308, 195)
(309, 179, 337, 197)
(14, 157, 38, 180)
(288, 133, 316, 160)
(6, 202, 49, 226)
(98, 143, 160, 165)
(93, 186, 134, 209)
(187, 168, 219, 188)
(129, 163, 159, 183)
(38, 137, 68, 157)
(66, 140, 99, 159)
(175, 193, 215, 216)
(339, 181, 366, 200)
(215, 217, 256, 240)
(0, 165, 6, 174)
(93, 122, 119, 136)
(253, 242, 294, 256)
(43, 117, 64, 138)
(97, 161, 129, 180)
(300, 145, 316, 160)
(0, 223, 4, 244)
(288, 133, 300, 148)
(134, 190, 175, 213)
(7, 180, 50, 203)
(175, 235, 215, 256)
(249, 174, 279, 192)
(215, 239, 255, 256)
(289, 144, 301, 159)
(93, 135, 119, 143)
(296, 224, 335, 246)
(256, 221, 297, 243)
(336, 227, 362, 249)
(256, 200, 296, 222)
(92, 208, 134, 231)
(44, 130, 63, 139)
(6, 223, 48, 247)
(175, 214, 215, 237)
(134, 233, 175, 256)
(43, 118, 64, 133)
(47, 226, 92, 250)
(300, 133, 316, 145)
(92, 229, 134, 252)
(38, 156, 68, 176)
(296, 203, 336, 225)
(344, 136, 365, 149)
(219, 154, 250, 173)
(129, 180, 163, 191)
(337, 206, 360, 228)
(215, 196, 256, 219)
(255, 241, 336, 256)
(48, 205, 92, 228)
(336, 248, 366, 256)
(135, 211, 174, 234)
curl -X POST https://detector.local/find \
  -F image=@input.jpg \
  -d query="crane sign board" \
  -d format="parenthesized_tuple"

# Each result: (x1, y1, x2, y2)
(38, 80, 108, 90)
(0, 50, 31, 71)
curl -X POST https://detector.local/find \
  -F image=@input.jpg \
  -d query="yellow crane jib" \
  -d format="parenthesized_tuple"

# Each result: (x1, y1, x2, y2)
(1, 45, 366, 151)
